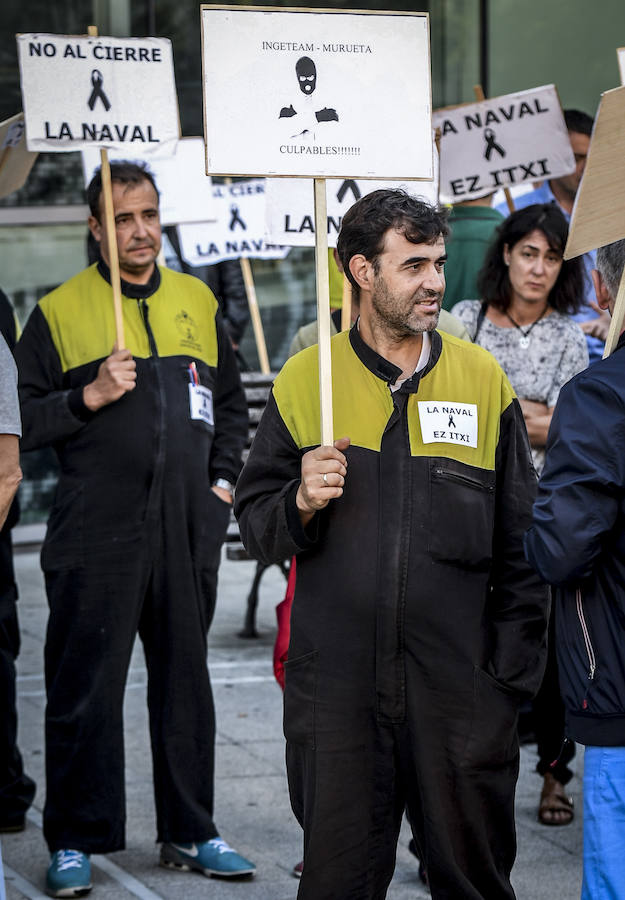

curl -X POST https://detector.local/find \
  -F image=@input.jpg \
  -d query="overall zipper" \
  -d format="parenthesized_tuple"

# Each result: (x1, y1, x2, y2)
(433, 467, 494, 492)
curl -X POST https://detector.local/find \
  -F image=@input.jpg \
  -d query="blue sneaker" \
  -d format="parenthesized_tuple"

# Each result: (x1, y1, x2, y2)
(46, 850, 92, 897)
(160, 837, 256, 878)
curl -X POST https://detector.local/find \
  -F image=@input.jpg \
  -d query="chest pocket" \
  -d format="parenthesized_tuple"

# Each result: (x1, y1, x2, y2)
(428, 458, 495, 570)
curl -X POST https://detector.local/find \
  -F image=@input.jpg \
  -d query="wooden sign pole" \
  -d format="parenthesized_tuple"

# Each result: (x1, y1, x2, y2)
(314, 178, 333, 445)
(474, 84, 515, 214)
(0, 147, 12, 178)
(88, 25, 125, 349)
(340, 275, 352, 332)
(222, 177, 270, 374)
(603, 267, 625, 357)
(240, 257, 270, 374)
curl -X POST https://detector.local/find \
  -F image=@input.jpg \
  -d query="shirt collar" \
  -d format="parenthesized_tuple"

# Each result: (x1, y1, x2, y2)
(96, 259, 161, 299)
(349, 319, 442, 393)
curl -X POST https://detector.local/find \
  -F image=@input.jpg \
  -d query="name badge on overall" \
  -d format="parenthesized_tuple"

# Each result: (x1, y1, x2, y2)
(187, 362, 214, 426)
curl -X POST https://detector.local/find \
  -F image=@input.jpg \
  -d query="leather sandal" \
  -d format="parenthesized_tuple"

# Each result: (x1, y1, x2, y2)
(538, 772, 574, 826)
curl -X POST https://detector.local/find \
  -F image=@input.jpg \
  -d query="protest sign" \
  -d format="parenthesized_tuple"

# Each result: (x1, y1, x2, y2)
(82, 138, 215, 225)
(200, 6, 433, 180)
(618, 47, 625, 84)
(564, 86, 625, 356)
(201, 5, 432, 444)
(177, 179, 288, 266)
(17, 33, 179, 153)
(0, 113, 37, 199)
(264, 175, 438, 248)
(433, 85, 574, 204)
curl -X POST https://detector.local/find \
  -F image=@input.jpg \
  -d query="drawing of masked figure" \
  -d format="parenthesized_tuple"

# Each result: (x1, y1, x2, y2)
(279, 56, 339, 141)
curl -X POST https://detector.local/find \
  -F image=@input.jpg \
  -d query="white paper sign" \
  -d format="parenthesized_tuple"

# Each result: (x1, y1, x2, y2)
(265, 175, 439, 248)
(433, 85, 574, 204)
(17, 33, 179, 153)
(81, 138, 215, 226)
(418, 401, 478, 448)
(200, 6, 433, 179)
(177, 179, 288, 266)
(618, 47, 625, 85)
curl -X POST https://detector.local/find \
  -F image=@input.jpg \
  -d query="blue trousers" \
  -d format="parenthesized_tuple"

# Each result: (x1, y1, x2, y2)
(582, 746, 625, 899)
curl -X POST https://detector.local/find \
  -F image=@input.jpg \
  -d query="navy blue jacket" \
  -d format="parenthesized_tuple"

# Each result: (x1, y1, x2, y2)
(525, 334, 625, 746)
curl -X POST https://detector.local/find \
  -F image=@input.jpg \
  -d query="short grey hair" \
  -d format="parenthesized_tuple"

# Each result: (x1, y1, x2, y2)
(596, 239, 625, 299)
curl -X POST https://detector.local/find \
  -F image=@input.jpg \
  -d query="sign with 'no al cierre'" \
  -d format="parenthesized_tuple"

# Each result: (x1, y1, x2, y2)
(17, 33, 179, 153)
(433, 84, 574, 203)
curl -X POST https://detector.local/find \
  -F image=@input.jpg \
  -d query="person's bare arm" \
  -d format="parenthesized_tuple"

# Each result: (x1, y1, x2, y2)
(0, 433, 22, 529)
(518, 399, 554, 448)
(580, 301, 610, 342)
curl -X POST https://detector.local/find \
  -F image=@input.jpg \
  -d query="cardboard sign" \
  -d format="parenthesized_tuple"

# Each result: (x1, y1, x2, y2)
(177, 179, 288, 266)
(433, 85, 574, 203)
(265, 175, 439, 248)
(17, 33, 179, 153)
(0, 113, 38, 199)
(82, 138, 215, 226)
(565, 86, 625, 259)
(200, 6, 433, 180)
(618, 47, 625, 85)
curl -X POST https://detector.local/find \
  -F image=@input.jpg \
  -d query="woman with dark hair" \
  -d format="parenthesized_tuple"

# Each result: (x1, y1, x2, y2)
(454, 203, 588, 829)
(454, 203, 587, 473)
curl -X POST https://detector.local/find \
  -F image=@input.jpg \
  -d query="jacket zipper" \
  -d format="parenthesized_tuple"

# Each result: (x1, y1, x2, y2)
(576, 588, 596, 699)
(433, 467, 494, 492)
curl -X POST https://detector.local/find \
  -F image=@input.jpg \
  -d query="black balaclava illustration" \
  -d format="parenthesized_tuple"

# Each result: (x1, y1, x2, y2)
(296, 57, 317, 95)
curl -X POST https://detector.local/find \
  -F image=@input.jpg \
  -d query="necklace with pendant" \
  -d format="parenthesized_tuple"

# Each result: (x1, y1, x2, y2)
(505, 305, 548, 349)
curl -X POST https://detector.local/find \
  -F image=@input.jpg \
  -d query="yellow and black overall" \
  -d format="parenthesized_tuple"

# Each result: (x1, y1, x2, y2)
(236, 326, 549, 900)
(16, 262, 247, 854)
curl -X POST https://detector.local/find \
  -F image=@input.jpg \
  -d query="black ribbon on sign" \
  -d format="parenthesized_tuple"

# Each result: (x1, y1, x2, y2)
(87, 70, 111, 112)
(336, 180, 361, 203)
(483, 128, 505, 161)
(229, 204, 247, 231)
(448, 414, 456, 429)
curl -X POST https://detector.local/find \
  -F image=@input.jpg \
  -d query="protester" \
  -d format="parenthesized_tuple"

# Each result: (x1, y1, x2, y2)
(442, 194, 504, 310)
(496, 109, 603, 361)
(0, 300, 28, 832)
(235, 189, 549, 899)
(525, 238, 625, 899)
(453, 203, 587, 827)
(15, 161, 253, 897)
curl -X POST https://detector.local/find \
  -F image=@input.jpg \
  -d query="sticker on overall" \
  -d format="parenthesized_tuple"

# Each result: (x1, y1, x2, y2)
(189, 384, 214, 425)
(417, 401, 478, 447)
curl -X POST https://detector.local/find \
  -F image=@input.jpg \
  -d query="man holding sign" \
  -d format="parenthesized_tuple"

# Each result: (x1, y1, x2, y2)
(236, 190, 549, 899)
(15, 162, 253, 896)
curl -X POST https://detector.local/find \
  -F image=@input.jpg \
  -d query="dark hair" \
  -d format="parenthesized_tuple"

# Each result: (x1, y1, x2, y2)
(86, 160, 159, 220)
(596, 239, 625, 299)
(336, 189, 449, 300)
(477, 204, 583, 314)
(564, 108, 594, 137)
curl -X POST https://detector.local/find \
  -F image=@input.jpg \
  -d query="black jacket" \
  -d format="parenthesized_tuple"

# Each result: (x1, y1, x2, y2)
(525, 334, 625, 746)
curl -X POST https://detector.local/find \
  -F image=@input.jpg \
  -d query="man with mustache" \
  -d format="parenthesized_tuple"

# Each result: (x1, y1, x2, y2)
(15, 162, 254, 896)
(235, 190, 549, 899)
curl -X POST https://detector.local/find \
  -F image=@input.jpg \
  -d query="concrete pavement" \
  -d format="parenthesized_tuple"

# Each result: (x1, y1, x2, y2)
(2, 549, 583, 899)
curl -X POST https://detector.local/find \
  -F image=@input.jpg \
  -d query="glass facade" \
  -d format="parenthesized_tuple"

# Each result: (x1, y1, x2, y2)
(1, 0, 625, 519)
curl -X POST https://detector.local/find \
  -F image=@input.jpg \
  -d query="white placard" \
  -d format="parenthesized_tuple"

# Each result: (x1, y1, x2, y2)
(265, 175, 439, 248)
(177, 179, 288, 266)
(200, 6, 433, 179)
(418, 401, 478, 448)
(17, 33, 179, 153)
(81, 138, 215, 226)
(619, 47, 625, 85)
(433, 85, 574, 203)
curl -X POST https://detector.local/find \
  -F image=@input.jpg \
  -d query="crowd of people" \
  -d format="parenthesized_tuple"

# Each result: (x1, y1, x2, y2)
(1, 99, 625, 899)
